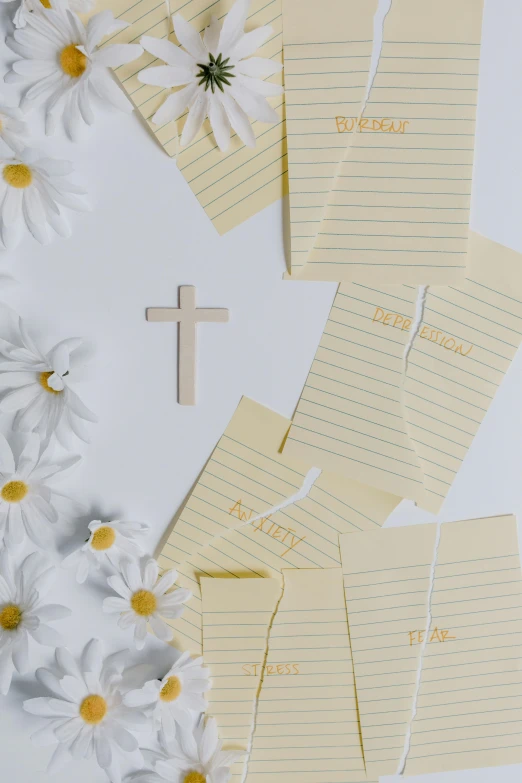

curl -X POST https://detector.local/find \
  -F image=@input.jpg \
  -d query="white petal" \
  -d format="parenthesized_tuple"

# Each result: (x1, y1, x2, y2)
(151, 83, 198, 126)
(229, 26, 272, 59)
(94, 43, 143, 67)
(38, 604, 71, 622)
(149, 614, 173, 642)
(201, 717, 219, 765)
(82, 637, 102, 675)
(180, 90, 208, 147)
(236, 57, 281, 79)
(143, 558, 159, 589)
(103, 596, 128, 613)
(139, 65, 194, 88)
(228, 83, 278, 122)
(141, 35, 195, 69)
(236, 72, 282, 97)
(0, 382, 40, 412)
(173, 13, 208, 61)
(218, 0, 250, 54)
(208, 92, 231, 151)
(0, 432, 15, 473)
(203, 16, 221, 57)
(30, 624, 63, 647)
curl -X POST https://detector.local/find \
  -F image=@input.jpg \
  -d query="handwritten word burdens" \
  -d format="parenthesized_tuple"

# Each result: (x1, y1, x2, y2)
(335, 117, 410, 134)
(228, 500, 307, 557)
(408, 627, 456, 646)
(373, 307, 473, 356)
(242, 663, 300, 676)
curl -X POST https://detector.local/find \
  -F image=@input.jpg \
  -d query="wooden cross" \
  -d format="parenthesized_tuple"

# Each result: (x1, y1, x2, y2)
(146, 286, 229, 406)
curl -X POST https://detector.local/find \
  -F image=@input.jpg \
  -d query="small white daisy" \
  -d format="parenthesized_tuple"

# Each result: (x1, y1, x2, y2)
(23, 638, 149, 777)
(0, 104, 29, 154)
(0, 306, 96, 448)
(5, 7, 143, 140)
(138, 0, 282, 151)
(132, 717, 243, 783)
(0, 431, 79, 549)
(63, 519, 150, 583)
(0, 148, 88, 247)
(124, 651, 210, 741)
(12, 0, 94, 30)
(0, 550, 71, 695)
(103, 559, 191, 650)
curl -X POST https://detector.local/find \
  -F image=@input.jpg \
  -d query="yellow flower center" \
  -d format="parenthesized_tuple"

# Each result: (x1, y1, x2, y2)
(0, 604, 22, 631)
(39, 371, 63, 394)
(91, 526, 116, 551)
(131, 589, 157, 617)
(79, 694, 107, 724)
(1, 480, 28, 503)
(3, 163, 32, 189)
(183, 772, 206, 783)
(40, 0, 52, 6)
(60, 44, 88, 78)
(160, 675, 183, 702)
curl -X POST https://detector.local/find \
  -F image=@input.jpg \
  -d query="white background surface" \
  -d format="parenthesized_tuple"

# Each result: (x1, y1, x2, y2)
(1, 0, 522, 780)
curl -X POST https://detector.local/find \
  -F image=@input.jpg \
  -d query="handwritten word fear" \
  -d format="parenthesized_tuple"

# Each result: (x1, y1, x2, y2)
(408, 627, 456, 646)
(335, 117, 410, 134)
(228, 500, 307, 557)
(242, 663, 300, 675)
(372, 307, 473, 357)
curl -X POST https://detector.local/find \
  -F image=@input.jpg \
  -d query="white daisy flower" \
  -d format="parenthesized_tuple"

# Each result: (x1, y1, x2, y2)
(0, 105, 29, 154)
(0, 550, 71, 695)
(0, 306, 96, 448)
(124, 651, 210, 741)
(5, 8, 143, 140)
(23, 638, 149, 776)
(103, 559, 192, 650)
(0, 431, 79, 549)
(63, 519, 150, 583)
(0, 148, 88, 247)
(131, 717, 243, 783)
(138, 0, 282, 151)
(12, 0, 94, 30)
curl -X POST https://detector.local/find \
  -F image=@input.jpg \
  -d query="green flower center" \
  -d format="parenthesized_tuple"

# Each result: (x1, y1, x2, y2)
(196, 53, 235, 93)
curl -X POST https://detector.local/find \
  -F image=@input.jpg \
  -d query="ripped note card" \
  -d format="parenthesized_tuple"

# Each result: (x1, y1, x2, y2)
(292, 0, 484, 284)
(339, 515, 522, 778)
(157, 396, 400, 655)
(284, 233, 522, 513)
(201, 577, 282, 783)
(282, 0, 378, 275)
(96, 0, 286, 234)
(202, 569, 374, 783)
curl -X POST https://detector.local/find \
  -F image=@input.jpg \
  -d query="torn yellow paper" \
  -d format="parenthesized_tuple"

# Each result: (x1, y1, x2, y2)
(340, 515, 522, 778)
(157, 396, 400, 655)
(293, 0, 484, 283)
(283, 0, 378, 274)
(97, 0, 286, 234)
(284, 233, 522, 513)
(248, 568, 371, 782)
(201, 577, 281, 783)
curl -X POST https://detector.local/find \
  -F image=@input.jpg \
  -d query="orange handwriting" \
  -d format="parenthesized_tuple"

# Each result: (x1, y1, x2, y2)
(242, 663, 300, 675)
(409, 627, 456, 646)
(373, 307, 473, 356)
(336, 117, 410, 134)
(228, 500, 307, 557)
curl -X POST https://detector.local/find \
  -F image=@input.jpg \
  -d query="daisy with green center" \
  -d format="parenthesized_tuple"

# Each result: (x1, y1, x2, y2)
(0, 431, 80, 549)
(63, 519, 150, 583)
(0, 305, 97, 449)
(10, 0, 95, 30)
(138, 0, 283, 151)
(131, 717, 243, 783)
(23, 638, 149, 777)
(0, 148, 88, 247)
(5, 7, 143, 140)
(124, 651, 210, 742)
(103, 559, 191, 650)
(0, 550, 71, 695)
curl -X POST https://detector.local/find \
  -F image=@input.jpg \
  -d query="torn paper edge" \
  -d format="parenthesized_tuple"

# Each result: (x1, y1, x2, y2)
(396, 521, 442, 775)
(295, 0, 392, 273)
(404, 286, 428, 370)
(238, 572, 287, 783)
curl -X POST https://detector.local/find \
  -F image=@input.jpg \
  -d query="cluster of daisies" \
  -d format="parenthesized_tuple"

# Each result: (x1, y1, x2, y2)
(0, 0, 281, 249)
(0, 310, 239, 783)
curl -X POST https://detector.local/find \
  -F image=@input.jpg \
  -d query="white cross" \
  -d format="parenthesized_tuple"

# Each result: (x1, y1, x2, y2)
(146, 286, 229, 406)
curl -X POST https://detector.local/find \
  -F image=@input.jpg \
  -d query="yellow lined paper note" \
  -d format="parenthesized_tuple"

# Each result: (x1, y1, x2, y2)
(97, 0, 286, 234)
(282, 0, 377, 275)
(283, 283, 425, 502)
(248, 568, 371, 783)
(201, 577, 281, 783)
(157, 397, 400, 654)
(340, 515, 522, 777)
(285, 234, 522, 513)
(294, 0, 484, 283)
